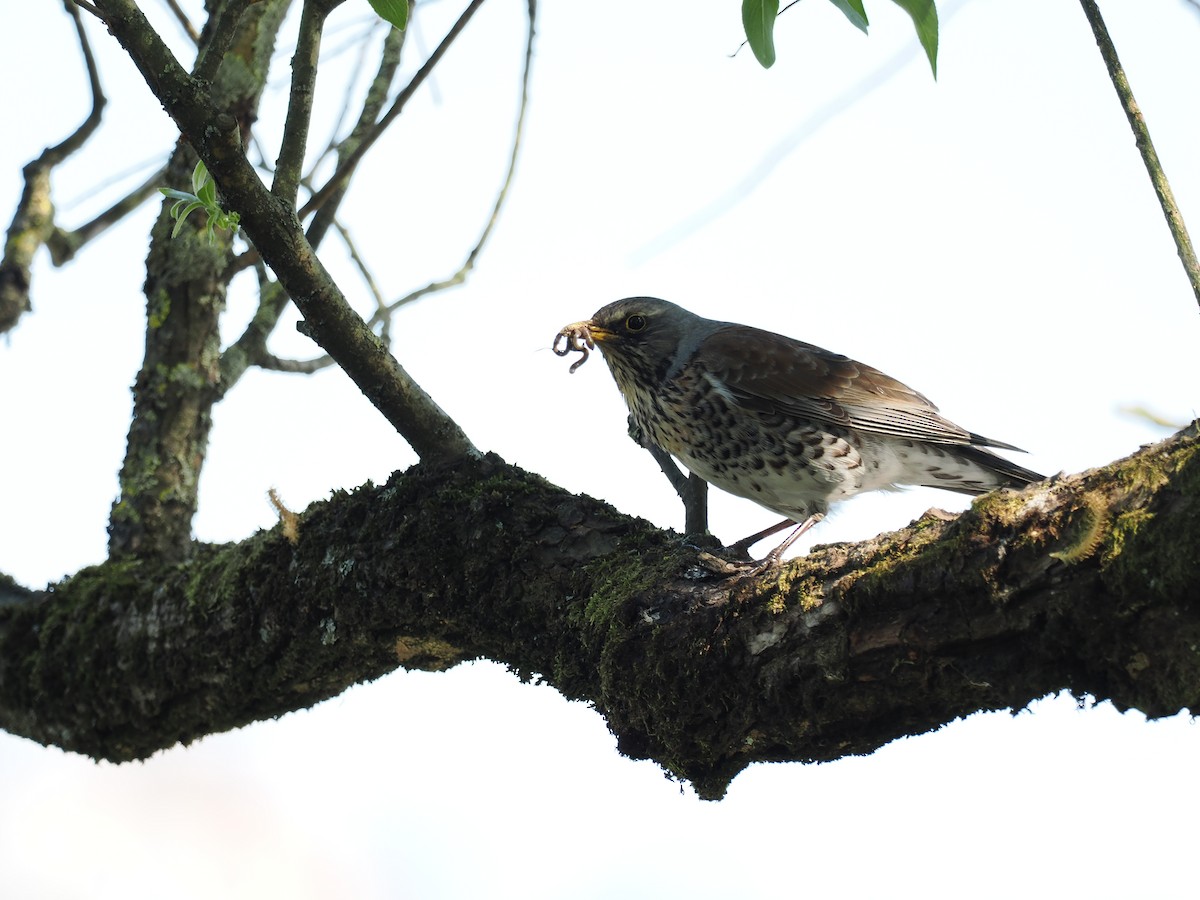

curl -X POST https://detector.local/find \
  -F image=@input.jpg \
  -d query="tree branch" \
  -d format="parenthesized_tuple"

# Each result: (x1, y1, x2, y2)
(193, 0, 251, 83)
(160, 0, 200, 43)
(272, 0, 335, 205)
(93, 0, 476, 463)
(375, 0, 536, 319)
(45, 165, 167, 265)
(1079, 0, 1200, 309)
(299, 0, 488, 220)
(0, 0, 107, 332)
(2, 426, 1197, 799)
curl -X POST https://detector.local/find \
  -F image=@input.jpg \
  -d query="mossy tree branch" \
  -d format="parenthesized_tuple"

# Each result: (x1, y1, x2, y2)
(106, 0, 292, 561)
(2, 426, 1197, 800)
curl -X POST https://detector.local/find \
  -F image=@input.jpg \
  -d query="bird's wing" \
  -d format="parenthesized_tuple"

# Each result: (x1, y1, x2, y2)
(700, 325, 1020, 450)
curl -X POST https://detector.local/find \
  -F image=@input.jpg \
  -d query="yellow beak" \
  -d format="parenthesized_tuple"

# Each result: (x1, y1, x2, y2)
(586, 321, 614, 342)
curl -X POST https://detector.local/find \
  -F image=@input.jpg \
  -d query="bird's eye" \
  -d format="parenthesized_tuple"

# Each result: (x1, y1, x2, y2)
(625, 314, 647, 333)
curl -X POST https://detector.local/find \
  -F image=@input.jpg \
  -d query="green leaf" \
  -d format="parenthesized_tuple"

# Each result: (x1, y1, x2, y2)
(171, 201, 205, 239)
(890, 0, 939, 78)
(191, 160, 209, 196)
(742, 0, 779, 68)
(367, 0, 408, 31)
(828, 0, 869, 34)
(159, 188, 195, 203)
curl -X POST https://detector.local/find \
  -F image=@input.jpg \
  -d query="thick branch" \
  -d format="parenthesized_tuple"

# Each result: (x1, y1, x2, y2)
(2, 426, 1197, 799)
(107, 0, 292, 561)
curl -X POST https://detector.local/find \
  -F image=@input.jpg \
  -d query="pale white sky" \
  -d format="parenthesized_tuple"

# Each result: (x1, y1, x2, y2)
(2, 1, 1198, 897)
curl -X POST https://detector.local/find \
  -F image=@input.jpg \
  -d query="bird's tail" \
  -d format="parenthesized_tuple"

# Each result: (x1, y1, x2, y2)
(943, 445, 1044, 494)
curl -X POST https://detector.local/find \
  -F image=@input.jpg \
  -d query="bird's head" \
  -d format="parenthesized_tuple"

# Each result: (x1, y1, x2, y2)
(583, 297, 704, 382)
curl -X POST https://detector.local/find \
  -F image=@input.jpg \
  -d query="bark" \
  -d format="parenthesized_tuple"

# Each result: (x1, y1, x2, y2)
(2, 425, 1197, 800)
(107, 0, 292, 560)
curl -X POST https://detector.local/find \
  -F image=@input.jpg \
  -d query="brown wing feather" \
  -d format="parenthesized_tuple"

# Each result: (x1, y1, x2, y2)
(699, 325, 1006, 448)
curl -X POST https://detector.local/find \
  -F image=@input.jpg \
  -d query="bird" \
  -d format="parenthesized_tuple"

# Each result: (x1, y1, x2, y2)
(556, 297, 1043, 564)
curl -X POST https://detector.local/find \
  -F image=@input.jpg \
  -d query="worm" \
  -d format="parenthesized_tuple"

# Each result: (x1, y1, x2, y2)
(553, 321, 595, 374)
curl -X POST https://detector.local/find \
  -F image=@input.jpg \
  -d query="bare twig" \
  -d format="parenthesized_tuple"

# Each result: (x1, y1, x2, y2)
(193, 0, 251, 83)
(273, 0, 336, 204)
(217, 265, 294, 392)
(71, 0, 103, 20)
(299, 0, 487, 220)
(160, 0, 200, 43)
(220, 23, 407, 384)
(254, 1, 536, 375)
(256, 350, 335, 374)
(318, 19, 385, 159)
(46, 165, 167, 265)
(1080, 0, 1200, 310)
(230, 220, 388, 378)
(1, 0, 108, 331)
(305, 22, 406, 249)
(336, 220, 390, 331)
(377, 0, 537, 318)
(49, 0, 107, 163)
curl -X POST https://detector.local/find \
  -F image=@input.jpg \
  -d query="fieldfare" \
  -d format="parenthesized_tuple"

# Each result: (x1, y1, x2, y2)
(555, 297, 1043, 564)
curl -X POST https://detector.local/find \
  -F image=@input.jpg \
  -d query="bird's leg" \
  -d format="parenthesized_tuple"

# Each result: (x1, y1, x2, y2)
(716, 514, 824, 575)
(726, 517, 796, 560)
(630, 416, 713, 542)
(759, 513, 824, 567)
(681, 473, 709, 537)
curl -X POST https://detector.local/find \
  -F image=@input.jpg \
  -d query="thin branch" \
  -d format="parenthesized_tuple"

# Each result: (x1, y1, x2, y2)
(1080, 0, 1200, 310)
(217, 265, 293, 391)
(234, 221, 386, 377)
(273, 0, 336, 205)
(336, 220, 390, 331)
(220, 24, 407, 385)
(257, 0, 535, 375)
(248, 217, 394, 376)
(46, 165, 167, 265)
(1, 0, 108, 331)
(299, 0, 488, 220)
(47, 0, 107, 165)
(160, 0, 200, 43)
(255, 350, 335, 373)
(225, 23, 404, 284)
(376, 0, 536, 318)
(193, 0, 251, 83)
(316, 20, 384, 163)
(71, 0, 102, 20)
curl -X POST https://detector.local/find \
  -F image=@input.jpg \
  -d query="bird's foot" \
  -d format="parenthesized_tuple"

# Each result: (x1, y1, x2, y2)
(696, 515, 826, 580)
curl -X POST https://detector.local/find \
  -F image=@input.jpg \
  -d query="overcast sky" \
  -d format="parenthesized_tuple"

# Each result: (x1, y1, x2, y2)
(2, 1, 1198, 897)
